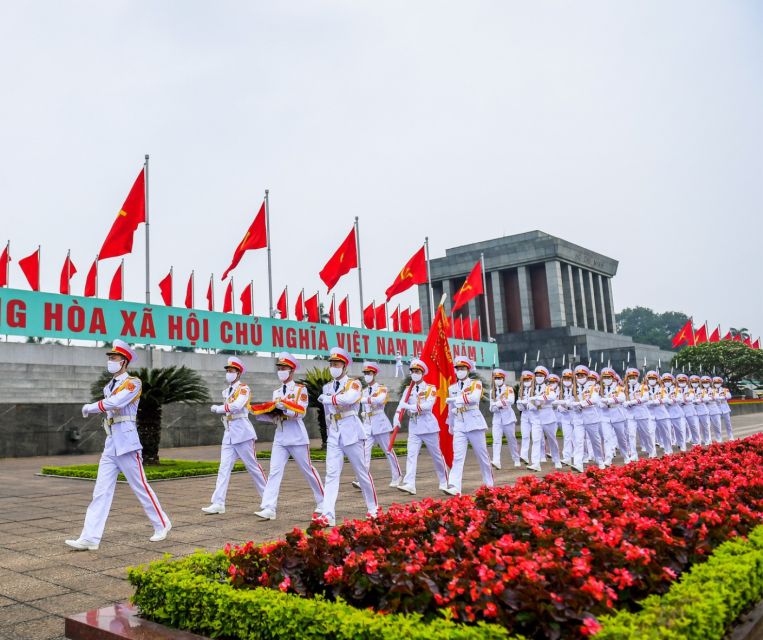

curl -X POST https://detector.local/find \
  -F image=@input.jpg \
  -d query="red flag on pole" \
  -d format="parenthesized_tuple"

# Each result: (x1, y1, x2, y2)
(374, 303, 387, 330)
(708, 326, 721, 343)
(319, 227, 358, 292)
(59, 252, 77, 295)
(752, 338, 760, 350)
(363, 302, 375, 329)
(158, 268, 173, 306)
(420, 304, 456, 466)
(472, 317, 481, 341)
(295, 289, 305, 322)
(671, 319, 694, 348)
(693, 324, 708, 344)
(99, 169, 146, 260)
(19, 247, 41, 291)
(108, 261, 123, 301)
(338, 295, 349, 325)
(84, 258, 98, 297)
(240, 281, 253, 316)
(328, 295, 336, 325)
(221, 202, 267, 280)
(453, 315, 463, 339)
(184, 272, 194, 309)
(0, 242, 10, 287)
(722, 330, 732, 341)
(223, 279, 234, 313)
(390, 306, 400, 332)
(276, 287, 288, 319)
(462, 315, 472, 340)
(385, 245, 428, 301)
(206, 275, 214, 311)
(411, 308, 422, 334)
(743, 335, 753, 347)
(305, 293, 320, 323)
(400, 307, 411, 333)
(451, 261, 483, 314)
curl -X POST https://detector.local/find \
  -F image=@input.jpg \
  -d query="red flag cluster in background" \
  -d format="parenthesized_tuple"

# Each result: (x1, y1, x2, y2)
(670, 321, 761, 350)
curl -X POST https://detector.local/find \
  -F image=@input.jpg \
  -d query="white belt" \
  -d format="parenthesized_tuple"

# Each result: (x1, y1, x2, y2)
(362, 410, 383, 420)
(224, 412, 249, 421)
(455, 405, 480, 415)
(329, 411, 358, 429)
(103, 415, 133, 436)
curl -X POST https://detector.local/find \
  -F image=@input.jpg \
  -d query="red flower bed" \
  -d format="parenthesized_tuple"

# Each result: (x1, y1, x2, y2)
(226, 436, 763, 639)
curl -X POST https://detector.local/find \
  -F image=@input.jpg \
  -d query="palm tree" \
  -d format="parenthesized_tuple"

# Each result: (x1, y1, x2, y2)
(297, 367, 334, 449)
(730, 327, 751, 341)
(91, 366, 210, 464)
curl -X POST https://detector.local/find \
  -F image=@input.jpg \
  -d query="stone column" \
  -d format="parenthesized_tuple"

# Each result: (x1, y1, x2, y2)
(490, 270, 506, 334)
(596, 274, 607, 332)
(565, 264, 578, 326)
(604, 277, 617, 334)
(573, 267, 588, 329)
(517, 265, 534, 331)
(584, 270, 598, 331)
(418, 284, 431, 328)
(544, 260, 567, 327)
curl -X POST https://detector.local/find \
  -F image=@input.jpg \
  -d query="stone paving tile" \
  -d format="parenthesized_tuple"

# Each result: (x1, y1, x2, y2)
(0, 575, 70, 601)
(0, 603, 50, 626)
(31, 592, 109, 617)
(5, 615, 66, 640)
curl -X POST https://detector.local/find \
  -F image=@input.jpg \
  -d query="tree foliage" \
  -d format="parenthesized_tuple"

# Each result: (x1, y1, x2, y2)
(616, 307, 689, 351)
(91, 366, 210, 464)
(671, 342, 763, 395)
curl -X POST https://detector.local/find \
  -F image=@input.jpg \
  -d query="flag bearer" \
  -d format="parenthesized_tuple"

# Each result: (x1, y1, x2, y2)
(201, 356, 267, 515)
(317, 347, 378, 526)
(254, 352, 324, 520)
(444, 356, 493, 495)
(66, 340, 171, 550)
(714, 376, 734, 440)
(395, 358, 450, 495)
(490, 368, 520, 470)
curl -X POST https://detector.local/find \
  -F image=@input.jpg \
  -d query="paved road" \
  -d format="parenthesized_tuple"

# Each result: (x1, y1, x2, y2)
(1, 414, 762, 640)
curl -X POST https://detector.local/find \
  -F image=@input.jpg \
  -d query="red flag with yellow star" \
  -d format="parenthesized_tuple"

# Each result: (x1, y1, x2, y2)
(671, 319, 694, 348)
(222, 201, 267, 280)
(99, 169, 146, 260)
(451, 260, 483, 314)
(421, 303, 456, 466)
(319, 227, 357, 292)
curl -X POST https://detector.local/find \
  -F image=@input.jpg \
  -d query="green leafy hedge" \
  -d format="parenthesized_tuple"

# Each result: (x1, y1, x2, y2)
(127, 526, 763, 639)
(597, 525, 763, 639)
(128, 552, 515, 640)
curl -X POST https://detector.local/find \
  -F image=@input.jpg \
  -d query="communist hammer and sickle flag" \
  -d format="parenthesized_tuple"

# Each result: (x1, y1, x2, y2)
(385, 245, 428, 301)
(451, 260, 483, 314)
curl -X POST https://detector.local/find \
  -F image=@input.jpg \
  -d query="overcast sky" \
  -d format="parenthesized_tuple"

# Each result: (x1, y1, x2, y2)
(1, 1, 761, 339)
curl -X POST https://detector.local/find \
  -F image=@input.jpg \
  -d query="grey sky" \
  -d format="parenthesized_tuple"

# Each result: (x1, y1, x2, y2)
(1, 1, 761, 339)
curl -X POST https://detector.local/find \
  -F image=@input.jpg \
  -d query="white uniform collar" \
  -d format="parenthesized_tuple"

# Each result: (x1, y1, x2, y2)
(112, 372, 129, 383)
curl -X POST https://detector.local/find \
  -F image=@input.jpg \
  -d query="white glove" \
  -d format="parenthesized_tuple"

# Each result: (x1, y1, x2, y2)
(445, 397, 456, 405)
(392, 417, 401, 429)
(275, 401, 286, 410)
(317, 394, 328, 404)
(81, 404, 91, 418)
(211, 405, 225, 414)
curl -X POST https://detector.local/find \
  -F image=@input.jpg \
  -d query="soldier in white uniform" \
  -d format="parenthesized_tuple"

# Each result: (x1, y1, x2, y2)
(317, 347, 378, 526)
(556, 368, 586, 472)
(714, 376, 734, 440)
(676, 374, 699, 445)
(489, 368, 520, 470)
(66, 340, 171, 550)
(394, 351, 404, 378)
(444, 356, 493, 495)
(576, 365, 606, 469)
(704, 375, 723, 442)
(396, 358, 450, 495)
(662, 373, 688, 452)
(644, 370, 672, 454)
(526, 366, 561, 472)
(359, 361, 402, 487)
(623, 368, 655, 458)
(201, 356, 267, 515)
(691, 375, 712, 445)
(515, 370, 535, 464)
(253, 352, 324, 520)
(599, 367, 633, 462)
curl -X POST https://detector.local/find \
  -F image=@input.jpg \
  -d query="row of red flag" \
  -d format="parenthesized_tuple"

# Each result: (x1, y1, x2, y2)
(672, 319, 760, 349)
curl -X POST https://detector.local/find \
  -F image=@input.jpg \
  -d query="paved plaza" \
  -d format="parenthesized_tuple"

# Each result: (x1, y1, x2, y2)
(1, 414, 762, 640)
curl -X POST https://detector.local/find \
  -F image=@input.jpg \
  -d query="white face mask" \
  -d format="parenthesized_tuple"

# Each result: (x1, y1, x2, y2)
(678, 382, 687, 388)
(225, 372, 238, 384)
(277, 370, 291, 382)
(535, 376, 546, 385)
(648, 379, 657, 387)
(523, 380, 532, 387)
(329, 366, 344, 379)
(410, 372, 423, 383)
(664, 382, 672, 388)
(714, 383, 721, 388)
(692, 382, 699, 388)
(563, 379, 572, 388)
(703, 382, 710, 388)
(576, 376, 586, 385)
(363, 374, 374, 384)
(494, 378, 504, 387)
(107, 360, 123, 374)
(456, 369, 468, 380)
(602, 377, 613, 386)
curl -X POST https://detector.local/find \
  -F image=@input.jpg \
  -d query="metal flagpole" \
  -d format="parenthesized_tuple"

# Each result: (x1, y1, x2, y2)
(37, 245, 41, 291)
(265, 189, 274, 316)
(120, 259, 125, 301)
(250, 280, 254, 316)
(95, 253, 99, 298)
(144, 154, 153, 367)
(480, 252, 492, 341)
(65, 249, 71, 295)
(191, 270, 195, 308)
(424, 237, 435, 323)
(346, 294, 350, 326)
(231, 277, 235, 314)
(354, 217, 364, 320)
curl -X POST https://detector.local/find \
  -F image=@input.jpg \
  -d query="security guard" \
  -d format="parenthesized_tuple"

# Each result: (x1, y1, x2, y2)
(66, 340, 171, 550)
(254, 352, 324, 520)
(201, 356, 267, 514)
(317, 347, 378, 527)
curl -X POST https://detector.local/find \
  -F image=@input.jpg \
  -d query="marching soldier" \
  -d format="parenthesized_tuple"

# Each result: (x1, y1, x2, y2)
(66, 340, 171, 550)
(576, 365, 606, 469)
(714, 376, 734, 440)
(645, 370, 672, 454)
(527, 366, 561, 472)
(623, 368, 655, 458)
(489, 368, 520, 470)
(677, 373, 700, 445)
(704, 375, 723, 442)
(254, 352, 324, 520)
(317, 347, 378, 527)
(395, 358, 450, 495)
(599, 367, 633, 462)
(515, 370, 535, 464)
(691, 375, 712, 445)
(359, 361, 402, 487)
(202, 356, 267, 515)
(662, 373, 688, 452)
(444, 356, 493, 495)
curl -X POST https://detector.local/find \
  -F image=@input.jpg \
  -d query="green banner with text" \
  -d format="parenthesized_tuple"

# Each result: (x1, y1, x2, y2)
(0, 289, 498, 366)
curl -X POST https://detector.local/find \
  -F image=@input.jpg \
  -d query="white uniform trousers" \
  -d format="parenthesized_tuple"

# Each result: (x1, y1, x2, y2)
(559, 413, 574, 462)
(709, 414, 723, 442)
(519, 413, 532, 462)
(449, 429, 493, 493)
(669, 417, 687, 451)
(531, 421, 560, 466)
(259, 443, 324, 513)
(322, 440, 377, 521)
(630, 417, 655, 457)
(609, 420, 632, 461)
(653, 418, 673, 454)
(81, 450, 169, 544)
(570, 415, 586, 468)
(402, 432, 449, 490)
(582, 422, 605, 465)
(685, 415, 701, 445)
(696, 414, 711, 445)
(722, 413, 733, 440)
(492, 421, 519, 467)
(363, 433, 402, 482)
(600, 418, 616, 464)
(211, 440, 267, 506)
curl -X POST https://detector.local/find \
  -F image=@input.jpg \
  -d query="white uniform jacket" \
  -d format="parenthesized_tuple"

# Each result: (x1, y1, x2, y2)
(220, 382, 257, 445)
(625, 383, 650, 420)
(531, 383, 558, 425)
(322, 377, 365, 446)
(257, 381, 310, 447)
(85, 373, 143, 457)
(397, 382, 440, 435)
(490, 385, 516, 425)
(448, 379, 487, 433)
(600, 383, 627, 422)
(645, 385, 670, 420)
(579, 383, 602, 425)
(361, 383, 393, 435)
